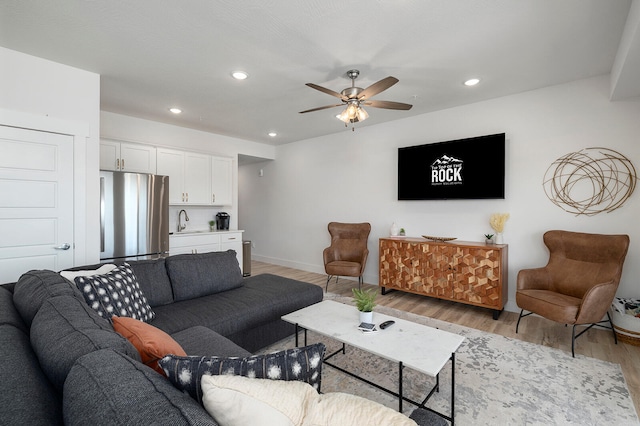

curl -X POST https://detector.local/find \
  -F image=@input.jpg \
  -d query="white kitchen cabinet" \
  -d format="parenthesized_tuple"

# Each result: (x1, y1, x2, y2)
(100, 140, 156, 173)
(169, 230, 244, 272)
(156, 148, 184, 204)
(211, 156, 233, 206)
(157, 148, 211, 205)
(220, 232, 242, 258)
(169, 233, 220, 255)
(185, 152, 211, 204)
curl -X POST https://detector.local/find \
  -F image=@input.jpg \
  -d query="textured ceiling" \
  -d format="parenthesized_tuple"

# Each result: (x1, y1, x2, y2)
(0, 0, 637, 145)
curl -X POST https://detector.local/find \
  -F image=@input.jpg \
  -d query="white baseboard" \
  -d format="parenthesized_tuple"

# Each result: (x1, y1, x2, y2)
(252, 254, 325, 275)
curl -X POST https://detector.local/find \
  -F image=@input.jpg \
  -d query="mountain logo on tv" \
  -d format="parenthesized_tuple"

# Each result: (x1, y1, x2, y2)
(431, 154, 462, 167)
(430, 154, 463, 186)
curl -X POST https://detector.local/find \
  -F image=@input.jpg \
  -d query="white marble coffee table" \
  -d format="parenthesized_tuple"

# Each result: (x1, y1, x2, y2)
(282, 300, 464, 424)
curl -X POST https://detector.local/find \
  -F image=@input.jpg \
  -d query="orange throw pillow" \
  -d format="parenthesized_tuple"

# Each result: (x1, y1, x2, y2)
(112, 316, 186, 375)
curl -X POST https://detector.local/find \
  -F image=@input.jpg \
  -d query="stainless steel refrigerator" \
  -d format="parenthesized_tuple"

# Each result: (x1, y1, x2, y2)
(100, 171, 170, 262)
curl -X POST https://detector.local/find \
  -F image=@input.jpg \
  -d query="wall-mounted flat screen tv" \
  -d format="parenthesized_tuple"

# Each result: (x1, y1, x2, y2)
(398, 133, 505, 200)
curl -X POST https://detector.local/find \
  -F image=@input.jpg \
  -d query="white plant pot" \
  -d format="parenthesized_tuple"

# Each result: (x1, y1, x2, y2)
(359, 311, 373, 324)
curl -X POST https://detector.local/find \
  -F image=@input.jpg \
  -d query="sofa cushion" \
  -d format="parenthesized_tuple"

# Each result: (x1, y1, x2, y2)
(128, 258, 174, 307)
(0, 285, 28, 332)
(165, 250, 243, 302)
(30, 295, 141, 391)
(13, 269, 81, 327)
(63, 349, 218, 426)
(159, 343, 325, 404)
(0, 324, 63, 425)
(112, 316, 186, 375)
(170, 326, 251, 358)
(150, 274, 324, 338)
(74, 262, 155, 322)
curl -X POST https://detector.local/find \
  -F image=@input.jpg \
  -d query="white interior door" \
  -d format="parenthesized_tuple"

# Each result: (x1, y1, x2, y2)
(0, 125, 74, 283)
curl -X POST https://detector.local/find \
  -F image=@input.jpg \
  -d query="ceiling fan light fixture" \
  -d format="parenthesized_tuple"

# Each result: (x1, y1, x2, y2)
(337, 108, 351, 123)
(356, 106, 368, 122)
(346, 102, 358, 119)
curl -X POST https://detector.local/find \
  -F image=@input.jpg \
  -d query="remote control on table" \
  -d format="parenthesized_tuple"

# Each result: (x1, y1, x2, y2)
(379, 320, 395, 329)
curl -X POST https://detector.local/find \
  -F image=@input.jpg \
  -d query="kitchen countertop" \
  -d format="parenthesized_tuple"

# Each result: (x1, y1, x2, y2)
(169, 229, 244, 236)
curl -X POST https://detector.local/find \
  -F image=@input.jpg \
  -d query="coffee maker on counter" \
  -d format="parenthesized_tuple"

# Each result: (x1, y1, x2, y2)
(216, 212, 230, 230)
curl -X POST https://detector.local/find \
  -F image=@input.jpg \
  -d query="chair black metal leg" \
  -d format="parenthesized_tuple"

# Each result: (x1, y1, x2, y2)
(516, 309, 524, 333)
(571, 325, 576, 357)
(325, 275, 332, 292)
(607, 311, 618, 345)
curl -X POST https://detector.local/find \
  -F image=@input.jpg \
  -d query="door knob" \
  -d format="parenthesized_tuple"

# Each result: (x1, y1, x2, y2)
(55, 243, 71, 250)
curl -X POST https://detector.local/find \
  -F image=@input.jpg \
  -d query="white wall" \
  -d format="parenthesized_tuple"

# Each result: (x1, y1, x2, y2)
(0, 47, 100, 265)
(100, 111, 276, 231)
(239, 75, 640, 312)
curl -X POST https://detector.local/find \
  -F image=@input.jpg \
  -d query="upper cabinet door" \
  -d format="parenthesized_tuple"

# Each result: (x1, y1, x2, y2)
(100, 140, 120, 171)
(100, 140, 156, 174)
(211, 156, 232, 206)
(184, 152, 211, 204)
(157, 148, 186, 204)
(157, 148, 212, 205)
(119, 143, 156, 173)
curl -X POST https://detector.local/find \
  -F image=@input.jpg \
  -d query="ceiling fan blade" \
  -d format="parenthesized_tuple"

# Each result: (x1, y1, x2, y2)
(362, 100, 413, 110)
(299, 104, 343, 114)
(305, 83, 348, 101)
(357, 76, 399, 100)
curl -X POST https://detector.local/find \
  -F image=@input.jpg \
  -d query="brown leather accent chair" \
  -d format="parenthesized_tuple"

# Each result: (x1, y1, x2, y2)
(323, 222, 371, 292)
(516, 230, 630, 357)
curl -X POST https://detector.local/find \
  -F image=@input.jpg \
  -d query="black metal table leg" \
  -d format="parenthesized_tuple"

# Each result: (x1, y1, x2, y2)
(398, 361, 403, 412)
(289, 325, 457, 424)
(451, 352, 455, 426)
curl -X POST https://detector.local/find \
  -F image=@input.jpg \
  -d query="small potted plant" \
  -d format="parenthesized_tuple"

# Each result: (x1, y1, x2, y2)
(208, 220, 216, 232)
(399, 228, 406, 236)
(485, 234, 494, 244)
(352, 288, 377, 324)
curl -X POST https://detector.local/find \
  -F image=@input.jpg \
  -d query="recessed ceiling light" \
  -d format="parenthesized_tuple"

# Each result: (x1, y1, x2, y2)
(169, 107, 182, 114)
(464, 78, 480, 86)
(232, 71, 249, 80)
(268, 132, 277, 137)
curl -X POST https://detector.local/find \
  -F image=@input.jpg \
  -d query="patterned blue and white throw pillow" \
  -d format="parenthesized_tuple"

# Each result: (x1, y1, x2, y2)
(74, 262, 155, 322)
(159, 343, 326, 404)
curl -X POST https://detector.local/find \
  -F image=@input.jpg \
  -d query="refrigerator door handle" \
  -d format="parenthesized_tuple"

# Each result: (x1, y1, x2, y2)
(100, 176, 105, 253)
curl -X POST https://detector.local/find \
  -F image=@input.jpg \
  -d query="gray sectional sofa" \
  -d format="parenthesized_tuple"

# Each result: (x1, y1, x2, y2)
(0, 250, 324, 425)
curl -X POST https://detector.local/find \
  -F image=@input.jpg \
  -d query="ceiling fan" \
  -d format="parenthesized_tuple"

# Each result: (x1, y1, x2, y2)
(299, 69, 413, 129)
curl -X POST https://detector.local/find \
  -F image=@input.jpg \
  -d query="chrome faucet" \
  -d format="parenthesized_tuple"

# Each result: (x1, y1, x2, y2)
(178, 209, 189, 232)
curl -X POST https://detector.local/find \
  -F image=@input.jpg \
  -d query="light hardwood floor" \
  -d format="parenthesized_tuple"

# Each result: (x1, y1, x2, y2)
(252, 260, 640, 413)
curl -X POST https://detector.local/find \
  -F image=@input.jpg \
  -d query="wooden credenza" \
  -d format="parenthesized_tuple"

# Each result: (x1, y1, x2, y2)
(379, 237, 508, 319)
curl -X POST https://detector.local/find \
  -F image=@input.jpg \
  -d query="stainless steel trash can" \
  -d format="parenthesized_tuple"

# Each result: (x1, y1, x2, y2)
(242, 240, 251, 276)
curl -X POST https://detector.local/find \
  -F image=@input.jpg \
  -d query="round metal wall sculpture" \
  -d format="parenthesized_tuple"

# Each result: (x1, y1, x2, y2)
(543, 147, 637, 216)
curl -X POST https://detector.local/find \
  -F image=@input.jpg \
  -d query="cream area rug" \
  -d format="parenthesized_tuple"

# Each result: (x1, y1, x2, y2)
(261, 294, 639, 425)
